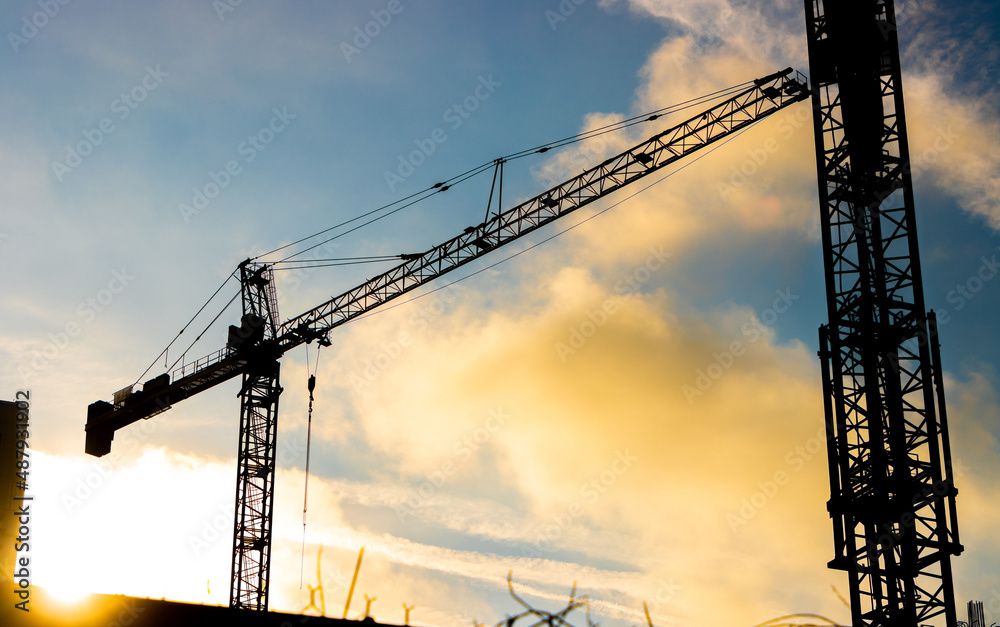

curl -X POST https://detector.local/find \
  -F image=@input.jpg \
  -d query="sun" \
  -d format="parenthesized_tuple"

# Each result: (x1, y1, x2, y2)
(44, 577, 95, 607)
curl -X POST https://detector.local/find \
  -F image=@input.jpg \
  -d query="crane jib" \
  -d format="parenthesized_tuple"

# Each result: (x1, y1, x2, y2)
(279, 68, 809, 338)
(84, 68, 809, 458)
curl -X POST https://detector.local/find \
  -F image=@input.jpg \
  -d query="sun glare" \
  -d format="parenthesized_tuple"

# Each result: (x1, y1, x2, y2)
(47, 581, 93, 606)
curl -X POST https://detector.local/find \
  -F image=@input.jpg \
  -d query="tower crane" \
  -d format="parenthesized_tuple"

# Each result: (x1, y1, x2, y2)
(84, 68, 808, 611)
(804, 1, 963, 625)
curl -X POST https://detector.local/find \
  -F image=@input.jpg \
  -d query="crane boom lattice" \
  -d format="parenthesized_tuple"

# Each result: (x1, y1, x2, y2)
(84, 69, 809, 610)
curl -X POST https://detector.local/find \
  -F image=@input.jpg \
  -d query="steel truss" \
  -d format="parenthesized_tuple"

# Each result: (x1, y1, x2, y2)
(230, 262, 282, 610)
(279, 69, 809, 336)
(805, 1, 962, 625)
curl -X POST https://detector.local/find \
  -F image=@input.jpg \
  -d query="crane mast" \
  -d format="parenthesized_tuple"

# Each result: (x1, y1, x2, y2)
(84, 68, 808, 611)
(804, 1, 962, 625)
(229, 261, 283, 610)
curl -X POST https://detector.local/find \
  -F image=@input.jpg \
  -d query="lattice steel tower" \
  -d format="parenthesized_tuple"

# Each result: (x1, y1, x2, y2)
(804, 1, 963, 625)
(229, 261, 282, 610)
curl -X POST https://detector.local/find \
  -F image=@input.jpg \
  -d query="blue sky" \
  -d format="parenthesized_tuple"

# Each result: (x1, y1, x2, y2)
(2, 1, 999, 626)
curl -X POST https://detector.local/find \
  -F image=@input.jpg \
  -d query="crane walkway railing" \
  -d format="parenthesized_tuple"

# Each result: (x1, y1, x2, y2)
(171, 347, 235, 382)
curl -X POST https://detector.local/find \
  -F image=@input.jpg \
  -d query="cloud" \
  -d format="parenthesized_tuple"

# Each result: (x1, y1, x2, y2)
(904, 72, 1000, 229)
(15, 4, 998, 627)
(605, 0, 806, 70)
(321, 253, 851, 625)
(522, 9, 819, 273)
(945, 367, 1000, 569)
(606, 0, 1000, 235)
(304, 3, 1000, 624)
(29, 263, 995, 626)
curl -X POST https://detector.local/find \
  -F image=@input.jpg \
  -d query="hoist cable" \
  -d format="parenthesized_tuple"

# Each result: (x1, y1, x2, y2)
(501, 81, 753, 162)
(271, 259, 400, 272)
(165, 290, 242, 376)
(133, 271, 237, 386)
(271, 255, 401, 263)
(254, 81, 752, 266)
(274, 161, 496, 264)
(157, 82, 757, 382)
(346, 122, 752, 326)
(254, 160, 496, 263)
(300, 344, 321, 587)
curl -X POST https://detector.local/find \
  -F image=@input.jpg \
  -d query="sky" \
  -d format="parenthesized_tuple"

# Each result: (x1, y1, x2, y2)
(1, 1, 999, 626)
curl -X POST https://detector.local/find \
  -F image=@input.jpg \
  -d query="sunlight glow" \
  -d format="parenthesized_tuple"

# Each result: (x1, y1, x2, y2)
(46, 582, 93, 607)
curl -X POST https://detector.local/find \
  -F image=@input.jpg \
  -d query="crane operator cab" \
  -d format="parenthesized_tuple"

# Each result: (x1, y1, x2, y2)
(227, 313, 266, 353)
